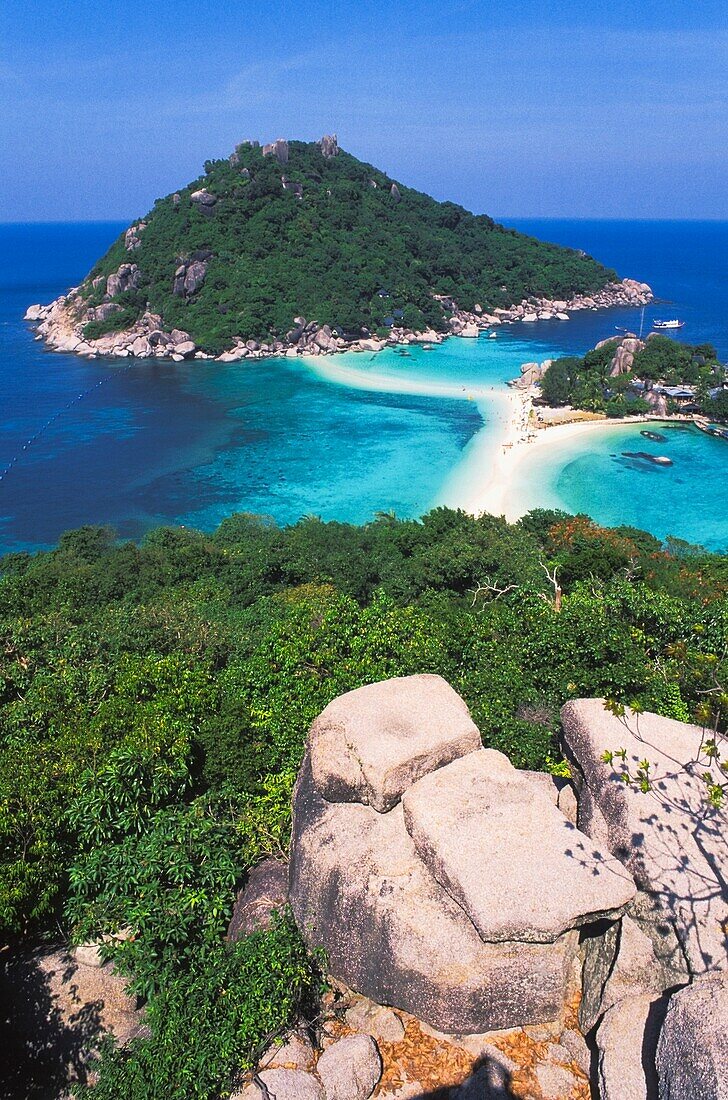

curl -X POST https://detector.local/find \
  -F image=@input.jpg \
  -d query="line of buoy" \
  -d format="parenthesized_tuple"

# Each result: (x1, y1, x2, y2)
(0, 362, 136, 484)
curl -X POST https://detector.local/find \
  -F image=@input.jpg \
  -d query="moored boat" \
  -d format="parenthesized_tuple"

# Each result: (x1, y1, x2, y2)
(652, 319, 685, 330)
(622, 451, 673, 466)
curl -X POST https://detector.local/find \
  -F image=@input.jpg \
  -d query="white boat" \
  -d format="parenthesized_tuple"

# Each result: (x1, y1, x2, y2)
(652, 319, 685, 330)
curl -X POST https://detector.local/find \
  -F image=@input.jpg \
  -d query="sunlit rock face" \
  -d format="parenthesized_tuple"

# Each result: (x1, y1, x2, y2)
(289, 675, 635, 1034)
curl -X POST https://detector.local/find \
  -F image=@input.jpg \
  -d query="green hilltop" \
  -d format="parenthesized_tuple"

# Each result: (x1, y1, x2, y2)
(78, 136, 617, 353)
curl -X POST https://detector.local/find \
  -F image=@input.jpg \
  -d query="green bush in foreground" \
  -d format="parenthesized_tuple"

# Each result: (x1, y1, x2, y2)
(78, 911, 321, 1100)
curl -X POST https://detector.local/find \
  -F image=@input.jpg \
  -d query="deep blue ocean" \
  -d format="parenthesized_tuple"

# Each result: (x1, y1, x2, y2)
(0, 219, 726, 553)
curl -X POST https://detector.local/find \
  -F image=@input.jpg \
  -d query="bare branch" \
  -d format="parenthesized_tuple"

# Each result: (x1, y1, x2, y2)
(539, 558, 563, 612)
(470, 578, 519, 607)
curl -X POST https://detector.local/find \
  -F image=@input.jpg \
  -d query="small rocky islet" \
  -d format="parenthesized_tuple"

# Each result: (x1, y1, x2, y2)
(24, 134, 652, 363)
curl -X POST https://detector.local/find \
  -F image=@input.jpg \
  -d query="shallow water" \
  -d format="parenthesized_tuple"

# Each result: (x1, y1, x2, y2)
(0, 219, 727, 552)
(513, 421, 728, 552)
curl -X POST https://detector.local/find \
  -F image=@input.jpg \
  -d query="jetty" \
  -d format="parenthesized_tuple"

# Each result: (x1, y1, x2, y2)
(694, 416, 728, 442)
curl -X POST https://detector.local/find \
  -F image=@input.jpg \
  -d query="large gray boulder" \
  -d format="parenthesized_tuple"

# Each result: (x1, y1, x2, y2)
(402, 750, 635, 943)
(262, 138, 289, 164)
(656, 974, 728, 1100)
(597, 993, 669, 1100)
(87, 302, 122, 323)
(318, 134, 339, 159)
(289, 754, 577, 1033)
(106, 262, 139, 298)
(313, 325, 335, 351)
(183, 260, 208, 295)
(290, 680, 637, 1034)
(561, 699, 728, 976)
(190, 188, 217, 206)
(308, 674, 482, 813)
(227, 858, 288, 942)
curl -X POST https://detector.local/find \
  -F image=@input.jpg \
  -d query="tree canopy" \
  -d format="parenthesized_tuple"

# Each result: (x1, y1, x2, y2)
(2, 508, 727, 1095)
(540, 335, 727, 416)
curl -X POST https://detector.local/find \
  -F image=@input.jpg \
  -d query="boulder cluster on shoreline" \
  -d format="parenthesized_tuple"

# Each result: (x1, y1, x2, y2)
(24, 278, 653, 364)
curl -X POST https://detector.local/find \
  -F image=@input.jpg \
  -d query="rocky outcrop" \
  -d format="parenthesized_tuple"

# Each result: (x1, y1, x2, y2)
(656, 973, 728, 1100)
(645, 386, 669, 417)
(25, 298, 198, 361)
(231, 687, 728, 1099)
(318, 134, 339, 158)
(106, 262, 140, 298)
(485, 279, 652, 329)
(515, 360, 549, 389)
(86, 301, 122, 323)
(561, 699, 728, 979)
(402, 750, 634, 944)
(190, 188, 218, 209)
(596, 993, 669, 1100)
(282, 176, 304, 199)
(262, 138, 289, 165)
(390, 183, 401, 203)
(559, 698, 728, 1099)
(173, 251, 212, 297)
(227, 858, 288, 941)
(124, 222, 146, 251)
(25, 270, 653, 364)
(308, 674, 482, 812)
(597, 334, 645, 377)
(290, 675, 635, 1034)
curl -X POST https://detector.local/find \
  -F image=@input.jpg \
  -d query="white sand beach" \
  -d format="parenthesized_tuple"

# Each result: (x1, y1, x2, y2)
(300, 354, 495, 404)
(470, 414, 656, 521)
(300, 353, 688, 525)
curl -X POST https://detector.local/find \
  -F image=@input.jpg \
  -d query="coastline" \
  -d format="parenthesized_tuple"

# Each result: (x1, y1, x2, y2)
(298, 353, 533, 519)
(294, 354, 694, 526)
(24, 278, 653, 363)
(467, 411, 697, 522)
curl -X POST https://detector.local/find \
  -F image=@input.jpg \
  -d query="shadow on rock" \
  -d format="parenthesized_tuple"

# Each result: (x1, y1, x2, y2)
(0, 944, 139, 1100)
(0, 946, 102, 1098)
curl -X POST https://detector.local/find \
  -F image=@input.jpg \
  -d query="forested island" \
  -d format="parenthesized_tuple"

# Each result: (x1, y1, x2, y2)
(2, 509, 727, 1096)
(539, 333, 728, 420)
(25, 135, 651, 360)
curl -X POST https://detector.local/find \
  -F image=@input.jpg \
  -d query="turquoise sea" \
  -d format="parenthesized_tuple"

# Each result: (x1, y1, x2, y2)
(0, 219, 727, 553)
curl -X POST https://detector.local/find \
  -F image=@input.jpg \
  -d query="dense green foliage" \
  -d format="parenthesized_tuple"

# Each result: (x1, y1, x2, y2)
(2, 508, 727, 1095)
(540, 334, 727, 416)
(80, 140, 617, 352)
(78, 912, 320, 1100)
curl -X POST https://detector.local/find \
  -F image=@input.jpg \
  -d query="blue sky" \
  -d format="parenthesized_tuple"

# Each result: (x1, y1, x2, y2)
(1, 0, 726, 221)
